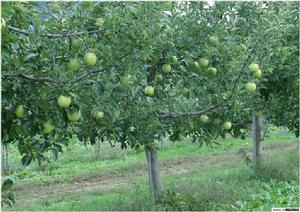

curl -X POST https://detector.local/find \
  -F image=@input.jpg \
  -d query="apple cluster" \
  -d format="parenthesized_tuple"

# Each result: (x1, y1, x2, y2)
(67, 52, 97, 72)
(246, 63, 262, 93)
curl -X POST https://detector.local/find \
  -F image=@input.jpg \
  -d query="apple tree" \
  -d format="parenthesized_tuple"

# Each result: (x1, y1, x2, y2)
(2, 1, 297, 199)
(231, 2, 299, 168)
(258, 2, 299, 135)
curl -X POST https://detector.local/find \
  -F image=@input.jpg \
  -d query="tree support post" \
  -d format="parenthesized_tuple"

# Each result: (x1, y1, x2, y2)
(94, 140, 101, 159)
(145, 145, 162, 200)
(1, 143, 9, 175)
(252, 115, 262, 168)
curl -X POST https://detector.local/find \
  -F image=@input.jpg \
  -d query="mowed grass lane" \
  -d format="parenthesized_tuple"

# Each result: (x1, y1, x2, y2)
(4, 133, 298, 211)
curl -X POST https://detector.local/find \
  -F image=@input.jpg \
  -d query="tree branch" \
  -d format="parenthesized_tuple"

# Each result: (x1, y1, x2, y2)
(7, 25, 104, 39)
(71, 47, 134, 83)
(6, 26, 29, 36)
(2, 72, 57, 83)
(70, 67, 108, 84)
(158, 103, 222, 119)
(227, 41, 259, 100)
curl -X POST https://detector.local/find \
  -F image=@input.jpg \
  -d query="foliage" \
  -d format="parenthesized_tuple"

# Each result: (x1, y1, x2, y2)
(2, 2, 298, 166)
(233, 180, 299, 211)
(1, 177, 15, 207)
(255, 2, 299, 136)
(1, 2, 299, 208)
(3, 133, 297, 211)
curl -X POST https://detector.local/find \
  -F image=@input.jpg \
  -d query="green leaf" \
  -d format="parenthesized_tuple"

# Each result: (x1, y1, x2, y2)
(24, 52, 38, 62)
(21, 154, 33, 166)
(1, 178, 13, 192)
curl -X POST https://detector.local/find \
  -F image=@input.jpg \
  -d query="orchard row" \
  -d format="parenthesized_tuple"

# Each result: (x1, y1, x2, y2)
(14, 61, 262, 137)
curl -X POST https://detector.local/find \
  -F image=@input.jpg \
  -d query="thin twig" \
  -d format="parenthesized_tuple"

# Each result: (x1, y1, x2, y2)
(70, 67, 108, 84)
(158, 103, 222, 119)
(7, 25, 104, 39)
(227, 41, 259, 100)
(2, 72, 57, 83)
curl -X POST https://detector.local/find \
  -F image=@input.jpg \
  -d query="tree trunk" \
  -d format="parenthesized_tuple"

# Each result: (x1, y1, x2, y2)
(145, 145, 162, 199)
(252, 115, 262, 168)
(94, 140, 101, 159)
(1, 143, 9, 175)
(160, 137, 165, 149)
(1, 144, 4, 175)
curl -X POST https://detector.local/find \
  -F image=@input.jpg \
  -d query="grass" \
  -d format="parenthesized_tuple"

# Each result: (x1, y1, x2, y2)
(8, 132, 297, 183)
(3, 131, 299, 211)
(10, 148, 299, 211)
(100, 149, 299, 211)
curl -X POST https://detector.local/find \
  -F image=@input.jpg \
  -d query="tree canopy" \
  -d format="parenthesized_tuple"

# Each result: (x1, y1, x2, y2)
(1, 1, 299, 165)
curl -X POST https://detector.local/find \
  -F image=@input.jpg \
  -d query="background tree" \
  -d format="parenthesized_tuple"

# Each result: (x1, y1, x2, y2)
(242, 2, 299, 168)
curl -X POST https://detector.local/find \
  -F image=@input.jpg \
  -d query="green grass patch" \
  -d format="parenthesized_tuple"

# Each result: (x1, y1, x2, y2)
(8, 147, 299, 211)
(7, 132, 297, 185)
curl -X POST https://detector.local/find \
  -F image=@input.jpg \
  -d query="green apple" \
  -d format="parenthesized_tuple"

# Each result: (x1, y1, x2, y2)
(249, 63, 259, 73)
(199, 58, 209, 68)
(193, 61, 199, 68)
(15, 105, 24, 118)
(223, 121, 232, 130)
(72, 39, 81, 49)
(181, 87, 189, 96)
(213, 118, 221, 125)
(129, 126, 135, 132)
(43, 121, 55, 134)
(67, 110, 81, 122)
(209, 36, 219, 45)
(144, 86, 154, 96)
(57, 95, 71, 108)
(200, 115, 209, 123)
(67, 59, 80, 71)
(84, 52, 97, 66)
(95, 18, 105, 27)
(155, 74, 163, 82)
(121, 75, 133, 88)
(208, 67, 217, 77)
(162, 64, 171, 73)
(254, 69, 262, 78)
(93, 111, 104, 120)
(246, 82, 256, 93)
(171, 56, 178, 64)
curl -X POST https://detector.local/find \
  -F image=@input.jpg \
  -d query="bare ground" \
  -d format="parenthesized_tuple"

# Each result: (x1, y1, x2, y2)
(10, 141, 299, 210)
